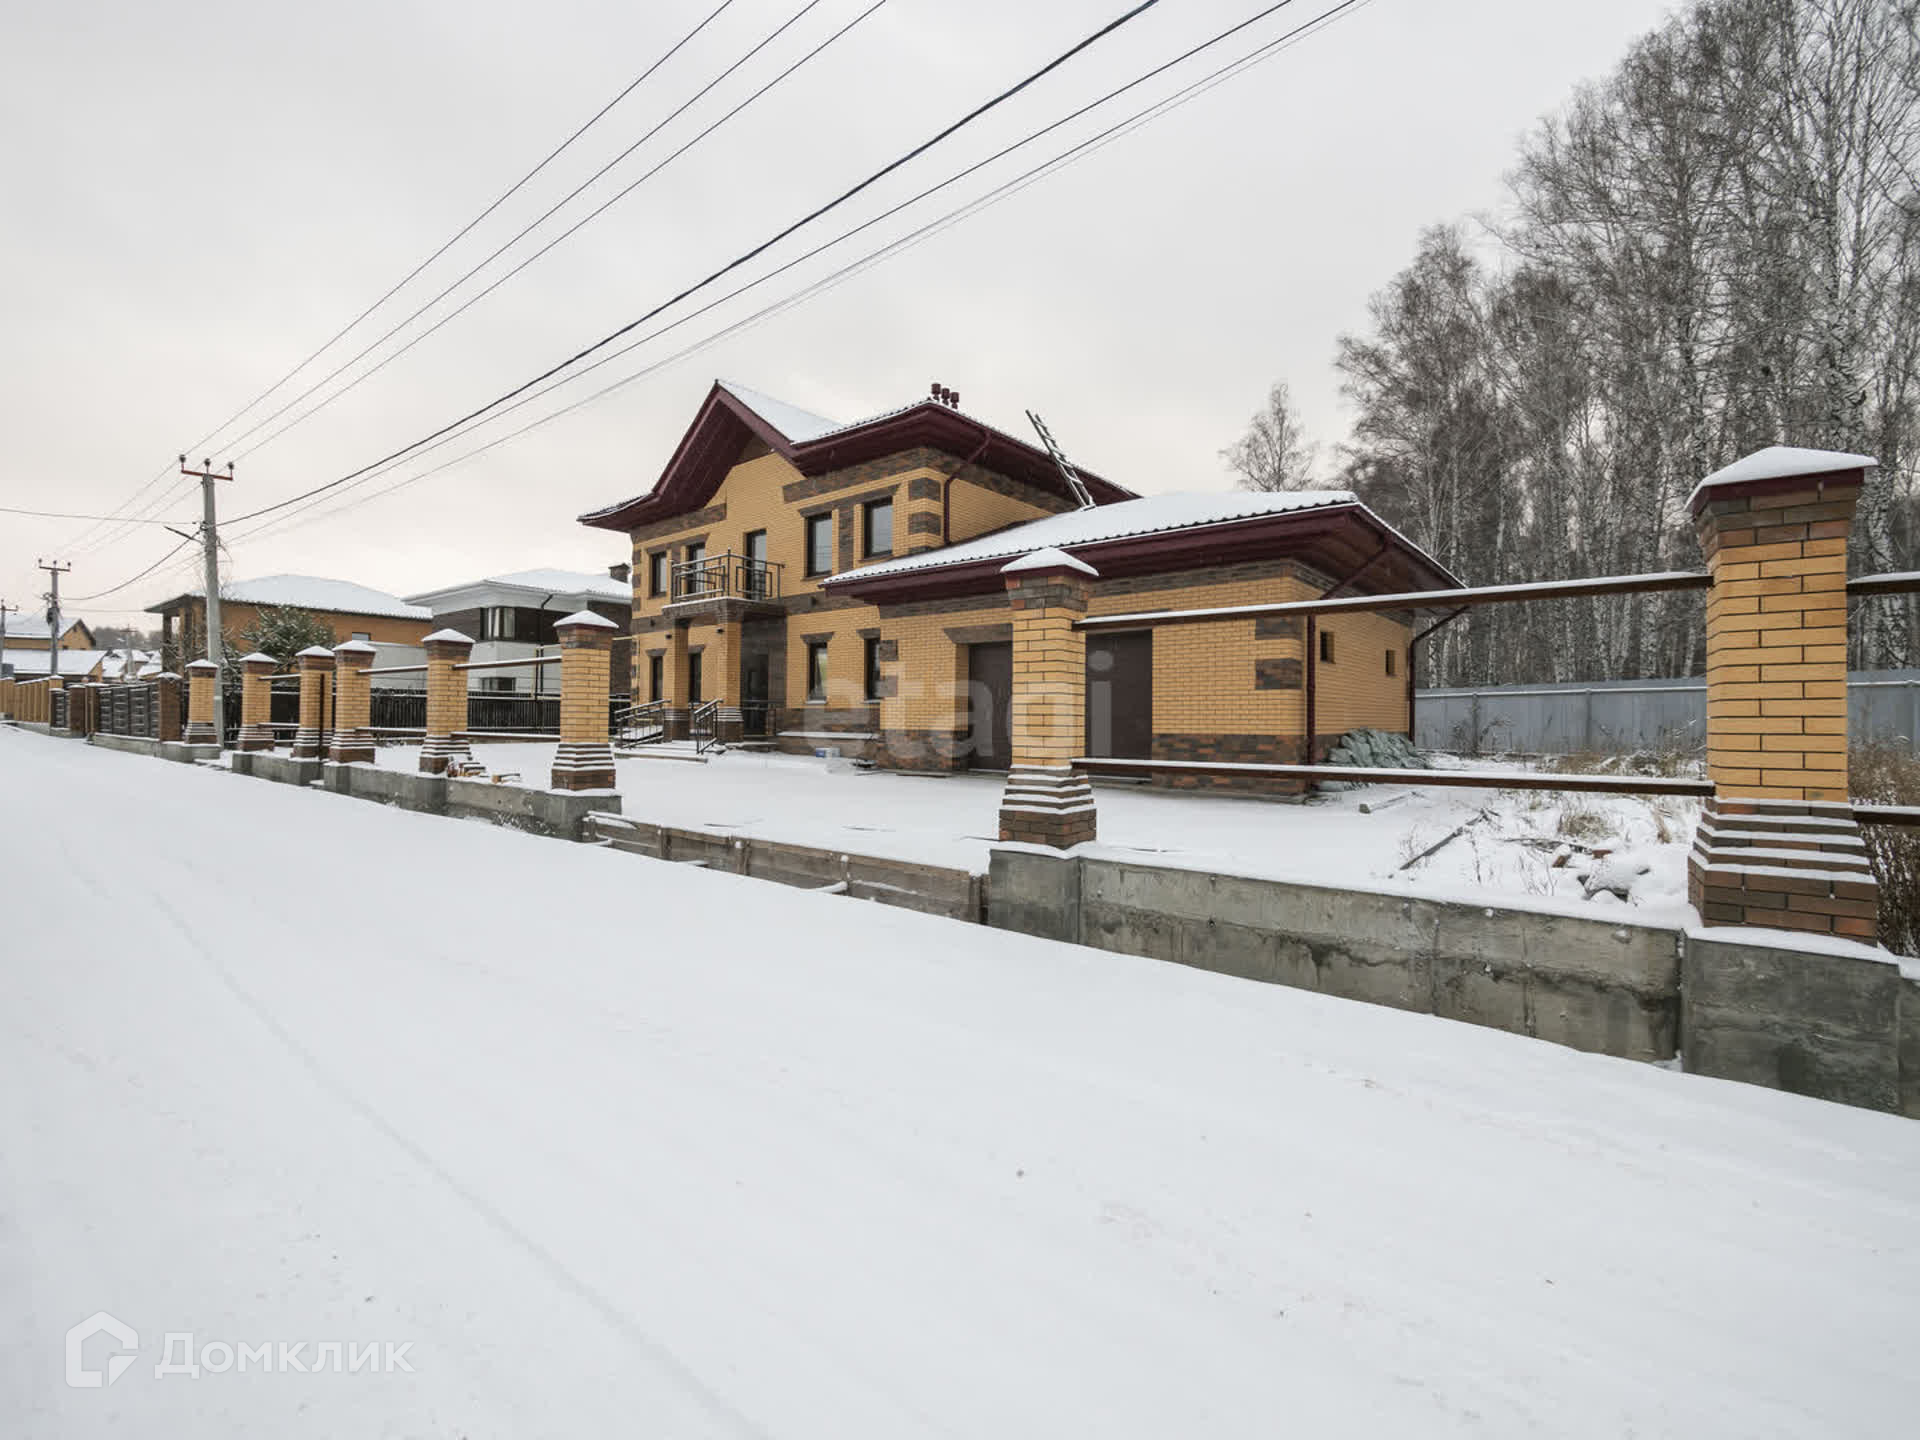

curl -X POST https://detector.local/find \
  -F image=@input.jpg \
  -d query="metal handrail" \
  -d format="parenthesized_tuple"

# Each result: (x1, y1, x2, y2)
(669, 550, 781, 603)
(613, 699, 668, 746)
(690, 697, 723, 754)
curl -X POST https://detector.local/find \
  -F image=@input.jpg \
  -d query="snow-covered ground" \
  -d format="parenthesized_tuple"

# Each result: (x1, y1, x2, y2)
(375, 740, 1699, 919)
(4, 725, 1919, 1437)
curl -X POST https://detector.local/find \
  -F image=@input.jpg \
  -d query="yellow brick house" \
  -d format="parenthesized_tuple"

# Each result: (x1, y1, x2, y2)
(579, 381, 1459, 788)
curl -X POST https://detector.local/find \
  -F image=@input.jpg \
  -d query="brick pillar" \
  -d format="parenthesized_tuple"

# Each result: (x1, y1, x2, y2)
(550, 611, 618, 791)
(997, 548, 1098, 848)
(328, 640, 376, 764)
(155, 673, 183, 742)
(663, 624, 690, 740)
(237, 653, 278, 750)
(1687, 447, 1879, 938)
(184, 659, 217, 745)
(0, 676, 12, 719)
(291, 646, 334, 759)
(710, 621, 742, 744)
(420, 629, 474, 774)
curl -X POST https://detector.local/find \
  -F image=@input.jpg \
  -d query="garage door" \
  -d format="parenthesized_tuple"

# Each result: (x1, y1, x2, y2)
(1085, 630, 1152, 759)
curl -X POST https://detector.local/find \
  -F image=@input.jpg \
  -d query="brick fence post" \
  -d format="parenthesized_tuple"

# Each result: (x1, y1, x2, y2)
(420, 628, 474, 774)
(292, 646, 335, 759)
(237, 653, 278, 751)
(997, 548, 1098, 848)
(1687, 446, 1879, 937)
(0, 675, 13, 720)
(184, 659, 218, 745)
(550, 611, 618, 791)
(328, 640, 376, 764)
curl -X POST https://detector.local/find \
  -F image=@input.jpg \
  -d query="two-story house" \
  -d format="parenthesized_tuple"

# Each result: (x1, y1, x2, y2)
(404, 568, 634, 694)
(579, 380, 1460, 788)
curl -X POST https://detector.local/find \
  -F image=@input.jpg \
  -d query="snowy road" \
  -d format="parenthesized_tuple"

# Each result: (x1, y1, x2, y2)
(4, 726, 1919, 1437)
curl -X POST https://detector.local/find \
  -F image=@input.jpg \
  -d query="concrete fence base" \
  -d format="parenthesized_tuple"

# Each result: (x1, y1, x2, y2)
(87, 733, 223, 765)
(583, 814, 986, 922)
(989, 846, 1918, 1118)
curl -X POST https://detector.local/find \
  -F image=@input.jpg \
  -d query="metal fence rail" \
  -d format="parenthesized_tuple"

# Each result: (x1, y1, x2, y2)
(1414, 670, 1920, 755)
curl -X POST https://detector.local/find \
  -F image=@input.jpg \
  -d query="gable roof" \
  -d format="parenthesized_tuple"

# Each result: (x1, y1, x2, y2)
(1, 647, 107, 677)
(146, 575, 432, 622)
(825, 489, 1463, 604)
(3, 613, 92, 644)
(578, 380, 1136, 533)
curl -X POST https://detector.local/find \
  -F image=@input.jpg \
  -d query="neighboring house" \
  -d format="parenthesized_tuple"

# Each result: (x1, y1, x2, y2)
(579, 380, 1459, 783)
(147, 575, 434, 673)
(0, 648, 107, 681)
(403, 568, 633, 694)
(1, 613, 95, 651)
(99, 648, 159, 680)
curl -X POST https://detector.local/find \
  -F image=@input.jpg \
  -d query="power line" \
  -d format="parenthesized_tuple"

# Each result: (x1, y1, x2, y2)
(225, 0, 1165, 527)
(63, 536, 201, 604)
(230, 0, 887, 465)
(185, 0, 745, 461)
(43, 2, 742, 564)
(221, 0, 844, 462)
(225, 0, 1368, 550)
(0, 504, 191, 524)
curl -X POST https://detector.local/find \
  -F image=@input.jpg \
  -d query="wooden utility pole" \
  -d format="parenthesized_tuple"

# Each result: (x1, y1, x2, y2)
(179, 457, 233, 745)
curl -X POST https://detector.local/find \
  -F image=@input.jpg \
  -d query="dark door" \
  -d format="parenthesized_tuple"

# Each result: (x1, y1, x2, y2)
(966, 641, 1013, 770)
(1085, 630, 1152, 759)
(688, 650, 703, 704)
(743, 653, 770, 736)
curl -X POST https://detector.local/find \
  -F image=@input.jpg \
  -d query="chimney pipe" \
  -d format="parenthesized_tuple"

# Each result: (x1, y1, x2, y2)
(609, 562, 631, 584)
(949, 390, 960, 409)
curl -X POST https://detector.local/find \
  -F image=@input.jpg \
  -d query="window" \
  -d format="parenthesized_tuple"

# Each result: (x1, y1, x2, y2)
(806, 640, 830, 702)
(863, 636, 883, 701)
(647, 551, 668, 597)
(1385, 649, 1397, 677)
(804, 513, 833, 576)
(350, 631, 370, 643)
(648, 652, 664, 702)
(485, 607, 517, 641)
(862, 498, 893, 558)
(687, 650, 703, 704)
(1318, 629, 1335, 664)
(744, 529, 768, 565)
(479, 675, 516, 693)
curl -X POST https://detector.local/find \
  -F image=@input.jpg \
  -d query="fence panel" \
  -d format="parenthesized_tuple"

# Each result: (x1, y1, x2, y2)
(1416, 670, 1920, 755)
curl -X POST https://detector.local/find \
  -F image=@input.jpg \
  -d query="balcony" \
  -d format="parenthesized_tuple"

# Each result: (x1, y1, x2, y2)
(665, 551, 783, 616)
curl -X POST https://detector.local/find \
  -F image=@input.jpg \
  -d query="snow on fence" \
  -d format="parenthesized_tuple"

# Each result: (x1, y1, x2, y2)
(1414, 669, 1920, 756)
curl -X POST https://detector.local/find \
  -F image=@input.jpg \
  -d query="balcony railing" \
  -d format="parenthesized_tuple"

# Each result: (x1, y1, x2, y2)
(670, 551, 781, 604)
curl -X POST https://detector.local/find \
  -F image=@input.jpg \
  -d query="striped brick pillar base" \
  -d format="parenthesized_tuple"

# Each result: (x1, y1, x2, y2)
(291, 646, 335, 759)
(237, 653, 278, 751)
(420, 629, 474, 774)
(550, 611, 619, 791)
(328, 640, 376, 764)
(1687, 447, 1879, 938)
(997, 548, 1098, 849)
(184, 659, 218, 745)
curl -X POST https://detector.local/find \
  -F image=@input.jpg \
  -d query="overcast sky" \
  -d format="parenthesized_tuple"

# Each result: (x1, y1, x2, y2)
(0, 0, 1676, 630)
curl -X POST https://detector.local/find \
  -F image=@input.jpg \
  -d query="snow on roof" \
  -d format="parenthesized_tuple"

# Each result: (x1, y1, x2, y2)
(2, 648, 107, 677)
(717, 379, 843, 443)
(831, 489, 1360, 584)
(331, 640, 377, 654)
(240, 651, 278, 664)
(186, 658, 219, 672)
(404, 567, 632, 608)
(423, 628, 474, 645)
(296, 645, 335, 659)
(1689, 446, 1877, 507)
(555, 609, 619, 630)
(169, 574, 431, 621)
(1003, 547, 1099, 578)
(2, 612, 86, 641)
